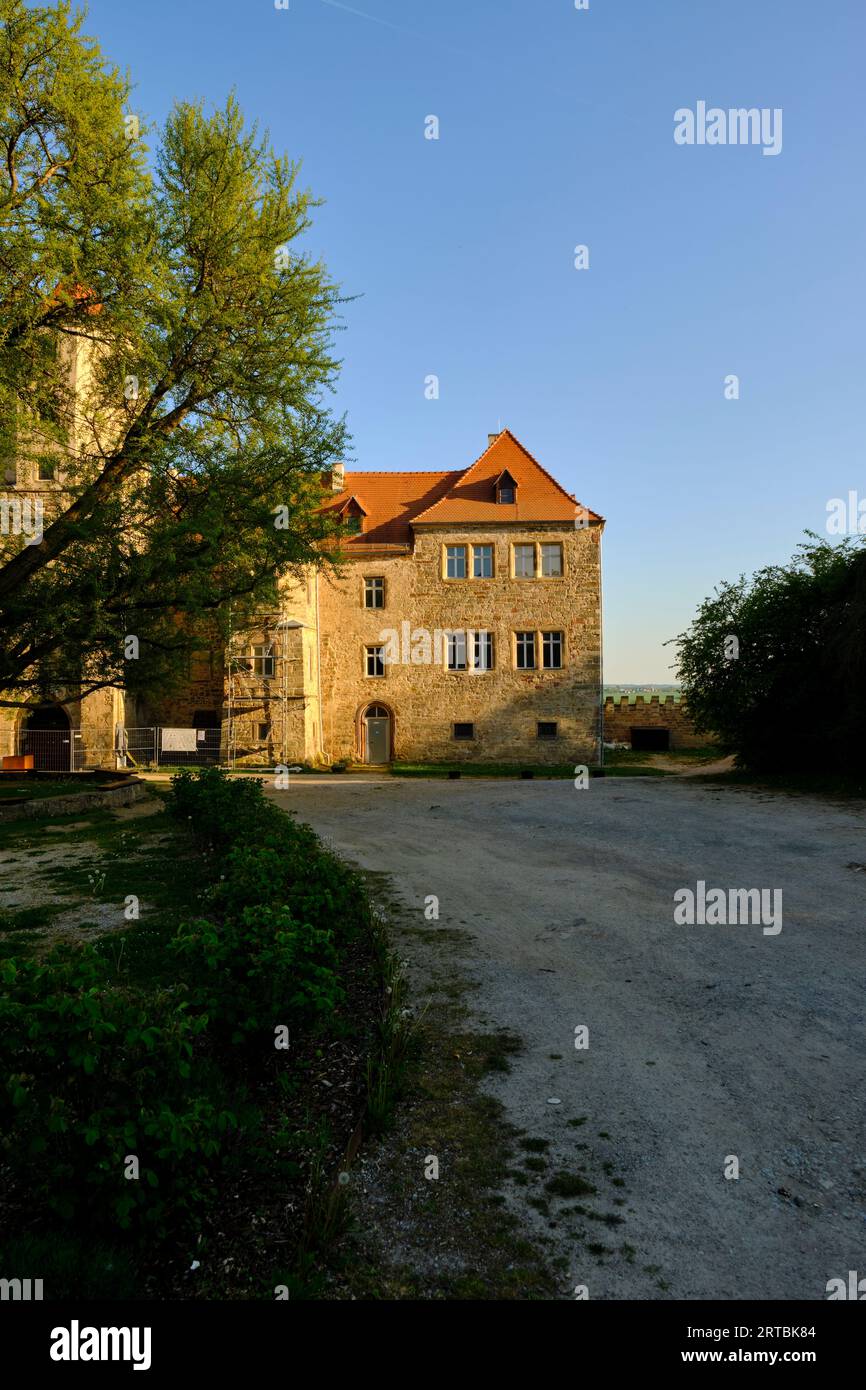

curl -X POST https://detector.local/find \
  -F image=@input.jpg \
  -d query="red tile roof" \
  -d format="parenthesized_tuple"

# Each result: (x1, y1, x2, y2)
(323, 472, 462, 546)
(321, 431, 602, 546)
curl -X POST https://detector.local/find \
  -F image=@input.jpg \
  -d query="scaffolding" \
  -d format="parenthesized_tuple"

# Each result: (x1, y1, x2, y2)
(224, 607, 308, 767)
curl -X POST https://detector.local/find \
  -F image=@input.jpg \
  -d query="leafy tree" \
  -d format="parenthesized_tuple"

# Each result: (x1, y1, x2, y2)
(674, 535, 866, 774)
(0, 0, 346, 709)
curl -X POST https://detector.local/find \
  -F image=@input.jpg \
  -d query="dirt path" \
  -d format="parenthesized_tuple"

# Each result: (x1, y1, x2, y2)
(269, 774, 866, 1299)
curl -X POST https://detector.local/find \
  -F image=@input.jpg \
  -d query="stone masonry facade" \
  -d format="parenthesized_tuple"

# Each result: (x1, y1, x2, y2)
(163, 429, 606, 768)
(2, 427, 605, 769)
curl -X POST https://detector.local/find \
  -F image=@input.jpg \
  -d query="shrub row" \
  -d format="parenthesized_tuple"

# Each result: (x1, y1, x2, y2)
(0, 947, 234, 1231)
(170, 768, 370, 1043)
(0, 769, 370, 1240)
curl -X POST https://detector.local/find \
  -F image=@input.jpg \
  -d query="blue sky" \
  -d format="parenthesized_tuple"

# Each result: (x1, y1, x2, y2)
(80, 0, 864, 680)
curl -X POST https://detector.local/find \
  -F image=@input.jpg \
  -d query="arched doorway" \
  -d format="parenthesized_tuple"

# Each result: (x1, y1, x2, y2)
(361, 704, 392, 764)
(22, 705, 72, 771)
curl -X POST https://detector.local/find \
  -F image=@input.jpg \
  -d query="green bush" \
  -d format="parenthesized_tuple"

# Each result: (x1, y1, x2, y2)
(170, 765, 268, 848)
(0, 948, 236, 1233)
(0, 767, 369, 1249)
(675, 537, 866, 774)
(173, 905, 343, 1043)
(169, 769, 369, 1042)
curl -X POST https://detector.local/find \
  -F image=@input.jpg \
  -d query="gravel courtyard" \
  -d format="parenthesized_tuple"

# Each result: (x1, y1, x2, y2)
(269, 773, 866, 1299)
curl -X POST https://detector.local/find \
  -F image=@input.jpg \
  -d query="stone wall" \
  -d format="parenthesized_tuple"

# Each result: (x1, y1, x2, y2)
(603, 695, 713, 750)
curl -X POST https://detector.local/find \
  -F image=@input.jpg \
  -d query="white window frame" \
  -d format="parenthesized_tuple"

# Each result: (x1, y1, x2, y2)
(473, 630, 494, 671)
(542, 631, 564, 669)
(515, 631, 536, 670)
(445, 544, 468, 580)
(364, 576, 385, 609)
(365, 645, 386, 677)
(251, 644, 275, 679)
(512, 543, 536, 579)
(446, 631, 468, 671)
(472, 543, 494, 579)
(541, 543, 563, 578)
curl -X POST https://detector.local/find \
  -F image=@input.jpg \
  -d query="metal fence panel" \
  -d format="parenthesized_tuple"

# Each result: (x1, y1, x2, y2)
(20, 728, 73, 771)
(122, 728, 157, 769)
(16, 726, 223, 772)
(155, 727, 221, 766)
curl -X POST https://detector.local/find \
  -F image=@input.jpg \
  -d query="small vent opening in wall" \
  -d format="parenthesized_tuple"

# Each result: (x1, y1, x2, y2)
(630, 727, 669, 752)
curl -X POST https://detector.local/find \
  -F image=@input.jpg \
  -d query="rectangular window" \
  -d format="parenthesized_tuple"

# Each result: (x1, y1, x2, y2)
(252, 644, 275, 678)
(473, 630, 494, 671)
(364, 576, 385, 609)
(345, 513, 362, 535)
(537, 721, 558, 740)
(513, 543, 536, 578)
(257, 723, 271, 742)
(542, 631, 563, 669)
(446, 545, 467, 579)
(447, 631, 468, 671)
(453, 722, 475, 740)
(473, 544, 494, 578)
(365, 645, 385, 677)
(515, 631, 536, 670)
(541, 543, 563, 577)
(37, 459, 55, 482)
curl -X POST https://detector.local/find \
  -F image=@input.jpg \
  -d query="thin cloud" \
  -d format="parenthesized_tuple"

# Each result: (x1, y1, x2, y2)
(318, 0, 469, 57)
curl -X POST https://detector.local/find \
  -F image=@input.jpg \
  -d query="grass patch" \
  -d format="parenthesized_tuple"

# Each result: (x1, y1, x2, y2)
(0, 780, 80, 801)
(392, 760, 673, 780)
(392, 762, 577, 779)
(689, 767, 866, 799)
(480, 1030, 523, 1074)
(546, 1173, 598, 1199)
(323, 881, 556, 1300)
(0, 904, 59, 932)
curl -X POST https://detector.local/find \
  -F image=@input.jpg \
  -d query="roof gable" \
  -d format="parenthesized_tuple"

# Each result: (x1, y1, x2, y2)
(318, 431, 602, 544)
(322, 471, 462, 545)
(411, 430, 601, 526)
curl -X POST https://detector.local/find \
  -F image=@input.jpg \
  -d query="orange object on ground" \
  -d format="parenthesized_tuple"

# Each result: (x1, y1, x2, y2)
(1, 755, 34, 772)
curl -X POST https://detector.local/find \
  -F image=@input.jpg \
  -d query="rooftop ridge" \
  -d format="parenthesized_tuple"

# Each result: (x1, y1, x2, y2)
(343, 469, 465, 477)
(411, 428, 599, 524)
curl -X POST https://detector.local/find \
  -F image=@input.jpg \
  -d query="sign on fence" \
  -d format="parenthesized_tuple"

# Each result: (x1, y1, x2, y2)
(161, 728, 199, 753)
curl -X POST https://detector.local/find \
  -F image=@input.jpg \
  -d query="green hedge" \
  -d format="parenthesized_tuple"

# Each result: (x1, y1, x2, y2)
(0, 768, 370, 1242)
(169, 769, 369, 1042)
(0, 947, 233, 1232)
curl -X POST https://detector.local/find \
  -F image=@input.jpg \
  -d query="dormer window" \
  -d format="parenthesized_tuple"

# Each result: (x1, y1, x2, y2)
(495, 470, 517, 505)
(339, 496, 367, 535)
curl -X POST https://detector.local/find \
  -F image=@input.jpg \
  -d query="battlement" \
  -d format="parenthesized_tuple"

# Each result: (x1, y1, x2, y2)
(603, 694, 683, 710)
(603, 692, 713, 750)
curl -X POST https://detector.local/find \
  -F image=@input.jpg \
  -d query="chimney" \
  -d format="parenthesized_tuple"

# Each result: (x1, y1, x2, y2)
(330, 462, 345, 493)
(488, 431, 502, 447)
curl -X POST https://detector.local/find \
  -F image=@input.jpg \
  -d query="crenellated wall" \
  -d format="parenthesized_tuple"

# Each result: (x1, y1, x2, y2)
(603, 694, 714, 750)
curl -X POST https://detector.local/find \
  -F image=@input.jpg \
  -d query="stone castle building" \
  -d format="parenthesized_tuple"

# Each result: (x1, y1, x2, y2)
(0, 323, 129, 770)
(2, 424, 605, 769)
(160, 429, 605, 767)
